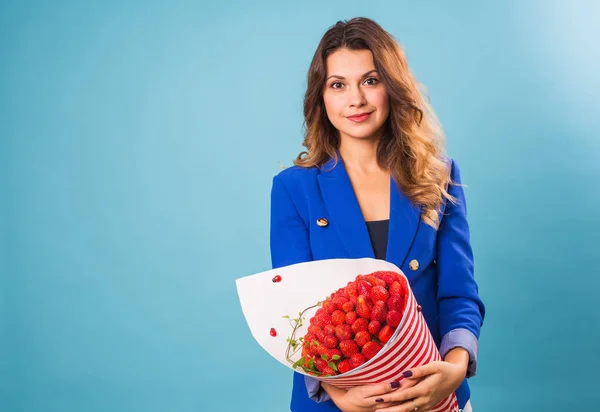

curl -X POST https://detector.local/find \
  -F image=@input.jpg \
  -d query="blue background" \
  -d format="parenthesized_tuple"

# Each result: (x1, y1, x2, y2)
(2, 1, 599, 411)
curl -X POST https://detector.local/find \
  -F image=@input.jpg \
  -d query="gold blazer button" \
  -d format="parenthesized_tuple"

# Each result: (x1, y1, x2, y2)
(316, 218, 329, 227)
(409, 259, 419, 271)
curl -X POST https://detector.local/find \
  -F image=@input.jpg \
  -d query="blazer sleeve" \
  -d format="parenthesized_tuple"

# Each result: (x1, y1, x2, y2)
(270, 174, 332, 402)
(270, 174, 313, 268)
(436, 160, 485, 374)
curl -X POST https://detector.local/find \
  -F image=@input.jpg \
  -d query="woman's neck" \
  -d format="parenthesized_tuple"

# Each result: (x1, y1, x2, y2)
(339, 136, 381, 174)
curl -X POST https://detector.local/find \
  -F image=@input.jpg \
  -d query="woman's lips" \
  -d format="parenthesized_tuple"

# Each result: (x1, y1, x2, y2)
(347, 112, 372, 123)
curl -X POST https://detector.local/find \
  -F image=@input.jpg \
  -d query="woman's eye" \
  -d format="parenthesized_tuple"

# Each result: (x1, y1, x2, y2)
(331, 82, 344, 89)
(364, 77, 379, 86)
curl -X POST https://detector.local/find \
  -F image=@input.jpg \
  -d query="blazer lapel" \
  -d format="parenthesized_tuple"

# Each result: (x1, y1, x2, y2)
(317, 158, 375, 259)
(386, 179, 422, 269)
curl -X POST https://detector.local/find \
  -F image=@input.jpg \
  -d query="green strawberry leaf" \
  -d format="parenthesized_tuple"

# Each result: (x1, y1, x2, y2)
(331, 355, 341, 361)
(283, 315, 290, 319)
(293, 357, 306, 369)
(328, 362, 338, 371)
(321, 354, 329, 361)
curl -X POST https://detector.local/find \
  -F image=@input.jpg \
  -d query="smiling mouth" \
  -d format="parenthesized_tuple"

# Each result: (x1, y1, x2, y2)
(347, 112, 373, 123)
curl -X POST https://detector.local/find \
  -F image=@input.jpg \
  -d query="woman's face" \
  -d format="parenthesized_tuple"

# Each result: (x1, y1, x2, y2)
(322, 48, 390, 143)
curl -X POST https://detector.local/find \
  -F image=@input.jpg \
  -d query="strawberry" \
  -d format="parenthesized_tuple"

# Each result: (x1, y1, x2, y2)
(362, 341, 383, 360)
(308, 325, 323, 336)
(322, 299, 336, 314)
(374, 271, 397, 285)
(371, 301, 388, 323)
(386, 310, 402, 328)
(315, 358, 328, 372)
(387, 295, 404, 312)
(333, 295, 349, 310)
(322, 366, 336, 377)
(323, 324, 336, 335)
(317, 345, 329, 356)
(371, 285, 390, 303)
(323, 334, 339, 349)
(328, 348, 343, 361)
(351, 318, 369, 333)
(346, 284, 358, 301)
(339, 339, 360, 357)
(306, 341, 320, 357)
(335, 324, 353, 341)
(345, 311, 358, 325)
(338, 359, 353, 374)
(368, 320, 381, 335)
(336, 287, 347, 298)
(389, 281, 402, 296)
(331, 310, 346, 326)
(366, 275, 386, 287)
(378, 325, 394, 343)
(350, 352, 367, 368)
(357, 279, 372, 298)
(354, 330, 371, 347)
(315, 308, 326, 317)
(304, 332, 316, 344)
(356, 295, 372, 319)
(309, 317, 318, 326)
(342, 301, 355, 313)
(316, 313, 333, 328)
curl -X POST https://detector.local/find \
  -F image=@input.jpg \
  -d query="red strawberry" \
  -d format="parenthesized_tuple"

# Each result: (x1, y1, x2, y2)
(333, 295, 349, 310)
(317, 345, 329, 356)
(371, 285, 390, 303)
(322, 366, 336, 376)
(304, 332, 316, 344)
(386, 310, 402, 328)
(307, 342, 320, 356)
(356, 295, 372, 319)
(354, 330, 371, 347)
(336, 287, 347, 297)
(366, 275, 386, 287)
(323, 324, 336, 335)
(357, 279, 372, 298)
(387, 295, 404, 312)
(368, 320, 381, 335)
(345, 311, 358, 325)
(346, 284, 358, 301)
(352, 318, 369, 333)
(309, 317, 318, 326)
(362, 341, 383, 360)
(315, 358, 328, 372)
(331, 310, 346, 326)
(371, 301, 388, 323)
(328, 348, 343, 361)
(378, 325, 394, 343)
(342, 301, 355, 313)
(323, 335, 339, 349)
(315, 308, 326, 317)
(338, 359, 353, 374)
(350, 353, 367, 368)
(339, 339, 360, 357)
(316, 313, 333, 328)
(308, 325, 322, 335)
(389, 281, 402, 296)
(322, 300, 336, 314)
(335, 324, 353, 341)
(374, 271, 396, 285)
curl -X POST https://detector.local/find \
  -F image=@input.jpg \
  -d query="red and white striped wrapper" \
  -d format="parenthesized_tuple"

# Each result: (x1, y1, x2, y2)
(236, 258, 458, 412)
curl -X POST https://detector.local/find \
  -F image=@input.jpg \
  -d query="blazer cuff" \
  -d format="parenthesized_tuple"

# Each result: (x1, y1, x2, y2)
(440, 328, 479, 378)
(305, 375, 331, 403)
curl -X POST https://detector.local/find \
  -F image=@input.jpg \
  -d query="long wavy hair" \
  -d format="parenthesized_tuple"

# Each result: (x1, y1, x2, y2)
(294, 17, 456, 228)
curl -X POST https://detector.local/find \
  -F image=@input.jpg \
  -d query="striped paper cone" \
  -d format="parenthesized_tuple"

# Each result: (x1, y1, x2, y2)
(236, 258, 458, 412)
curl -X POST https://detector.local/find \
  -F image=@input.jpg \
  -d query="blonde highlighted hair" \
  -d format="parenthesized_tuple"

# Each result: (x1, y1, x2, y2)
(294, 17, 456, 228)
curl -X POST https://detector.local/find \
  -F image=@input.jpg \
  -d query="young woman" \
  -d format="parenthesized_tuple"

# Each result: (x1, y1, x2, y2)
(270, 17, 484, 412)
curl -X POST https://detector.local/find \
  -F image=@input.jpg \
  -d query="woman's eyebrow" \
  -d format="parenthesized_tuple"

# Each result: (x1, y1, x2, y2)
(326, 70, 378, 81)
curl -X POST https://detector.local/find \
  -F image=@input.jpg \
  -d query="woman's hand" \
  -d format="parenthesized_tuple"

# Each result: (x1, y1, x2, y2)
(321, 381, 401, 412)
(372, 349, 469, 411)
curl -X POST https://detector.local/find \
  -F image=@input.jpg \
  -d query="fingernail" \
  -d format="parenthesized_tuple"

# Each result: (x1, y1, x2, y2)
(390, 381, 400, 389)
(376, 398, 384, 403)
(402, 370, 413, 378)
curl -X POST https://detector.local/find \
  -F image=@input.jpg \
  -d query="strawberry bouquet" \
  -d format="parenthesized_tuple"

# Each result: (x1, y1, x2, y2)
(236, 258, 458, 412)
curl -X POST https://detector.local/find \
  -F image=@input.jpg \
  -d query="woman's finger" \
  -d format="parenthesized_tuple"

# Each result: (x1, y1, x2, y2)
(374, 396, 430, 412)
(357, 380, 402, 399)
(400, 362, 440, 381)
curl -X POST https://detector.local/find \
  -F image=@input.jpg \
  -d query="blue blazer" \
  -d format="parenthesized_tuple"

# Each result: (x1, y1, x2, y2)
(269, 157, 485, 411)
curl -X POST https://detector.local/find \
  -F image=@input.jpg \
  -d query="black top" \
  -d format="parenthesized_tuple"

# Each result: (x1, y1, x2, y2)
(365, 219, 390, 260)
